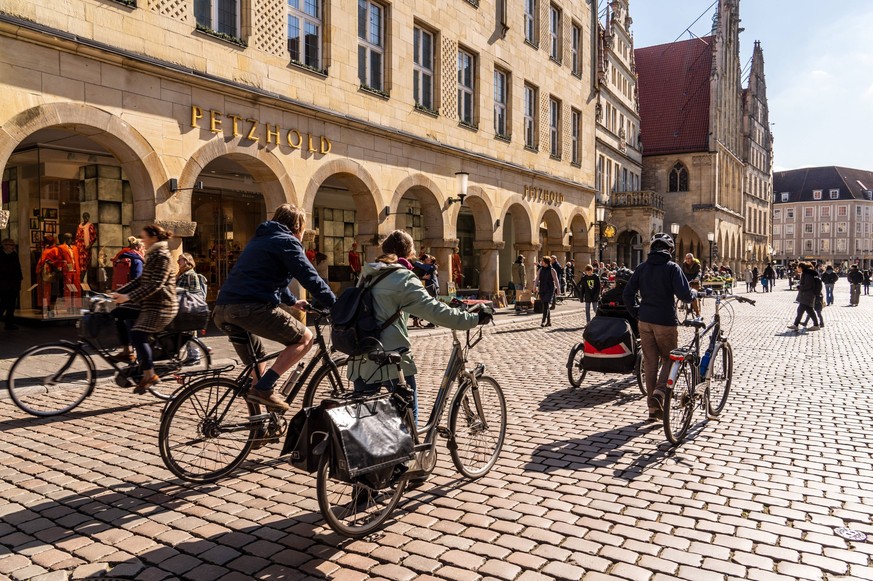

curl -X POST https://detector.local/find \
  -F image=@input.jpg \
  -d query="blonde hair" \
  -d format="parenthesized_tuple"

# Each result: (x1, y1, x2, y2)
(128, 236, 143, 248)
(180, 252, 196, 269)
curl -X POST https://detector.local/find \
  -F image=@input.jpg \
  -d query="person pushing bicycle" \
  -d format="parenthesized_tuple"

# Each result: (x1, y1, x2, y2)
(213, 204, 336, 412)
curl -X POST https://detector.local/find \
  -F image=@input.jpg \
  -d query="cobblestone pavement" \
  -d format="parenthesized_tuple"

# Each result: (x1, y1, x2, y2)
(1, 283, 873, 581)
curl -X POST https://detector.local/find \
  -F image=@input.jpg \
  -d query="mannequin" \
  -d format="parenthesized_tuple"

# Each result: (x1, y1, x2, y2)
(75, 212, 97, 283)
(58, 233, 82, 310)
(36, 236, 61, 316)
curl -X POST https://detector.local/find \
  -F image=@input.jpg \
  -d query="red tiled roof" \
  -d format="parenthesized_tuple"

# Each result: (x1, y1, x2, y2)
(635, 36, 714, 156)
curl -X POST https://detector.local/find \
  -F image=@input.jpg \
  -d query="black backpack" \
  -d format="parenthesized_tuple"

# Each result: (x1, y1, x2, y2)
(330, 268, 402, 356)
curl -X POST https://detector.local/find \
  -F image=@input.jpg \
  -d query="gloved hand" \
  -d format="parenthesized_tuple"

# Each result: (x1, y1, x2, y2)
(476, 306, 494, 325)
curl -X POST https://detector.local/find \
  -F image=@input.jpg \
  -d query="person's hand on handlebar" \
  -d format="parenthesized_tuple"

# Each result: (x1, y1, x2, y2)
(467, 304, 494, 325)
(290, 299, 309, 311)
(110, 292, 129, 305)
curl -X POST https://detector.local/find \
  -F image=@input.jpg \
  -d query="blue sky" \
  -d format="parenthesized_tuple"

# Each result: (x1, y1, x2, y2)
(628, 0, 873, 172)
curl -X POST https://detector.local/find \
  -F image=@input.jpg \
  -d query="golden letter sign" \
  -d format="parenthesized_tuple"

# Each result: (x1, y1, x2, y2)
(523, 185, 564, 206)
(191, 105, 331, 155)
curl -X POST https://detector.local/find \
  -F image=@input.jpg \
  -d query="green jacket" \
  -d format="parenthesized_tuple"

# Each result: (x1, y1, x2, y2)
(348, 256, 479, 384)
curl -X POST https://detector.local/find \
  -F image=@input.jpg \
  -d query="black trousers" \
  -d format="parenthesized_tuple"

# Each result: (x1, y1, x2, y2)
(794, 304, 818, 327)
(0, 289, 17, 325)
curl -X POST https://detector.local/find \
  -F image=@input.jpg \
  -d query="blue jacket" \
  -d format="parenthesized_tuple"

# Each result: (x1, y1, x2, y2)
(118, 251, 144, 281)
(623, 250, 693, 327)
(216, 221, 336, 308)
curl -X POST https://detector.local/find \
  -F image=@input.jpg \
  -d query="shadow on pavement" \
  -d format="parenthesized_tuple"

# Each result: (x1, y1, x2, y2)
(0, 400, 159, 432)
(538, 377, 642, 411)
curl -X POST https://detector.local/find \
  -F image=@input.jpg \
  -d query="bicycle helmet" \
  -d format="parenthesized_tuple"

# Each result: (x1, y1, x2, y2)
(614, 267, 633, 285)
(650, 233, 675, 252)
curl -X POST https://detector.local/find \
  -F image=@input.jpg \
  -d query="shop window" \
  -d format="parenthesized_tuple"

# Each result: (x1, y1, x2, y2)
(524, 83, 538, 150)
(413, 26, 435, 111)
(668, 161, 688, 192)
(288, 0, 322, 70)
(457, 48, 476, 128)
(523, 0, 537, 45)
(195, 0, 241, 39)
(493, 68, 510, 138)
(358, 0, 385, 92)
(549, 97, 561, 158)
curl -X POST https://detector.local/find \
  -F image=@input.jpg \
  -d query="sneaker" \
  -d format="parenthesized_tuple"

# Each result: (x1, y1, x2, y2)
(808, 326, 821, 331)
(786, 324, 798, 331)
(245, 388, 290, 412)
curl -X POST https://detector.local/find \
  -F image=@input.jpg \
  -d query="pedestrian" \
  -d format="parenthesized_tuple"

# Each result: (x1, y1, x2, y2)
(579, 264, 601, 324)
(0, 238, 22, 331)
(513, 255, 526, 291)
(451, 247, 463, 289)
(176, 252, 206, 365)
(763, 263, 775, 293)
(535, 256, 559, 328)
(551, 255, 565, 296)
(848, 264, 863, 306)
(821, 265, 838, 306)
(681, 253, 702, 317)
(864, 270, 871, 296)
(752, 266, 759, 293)
(565, 260, 576, 293)
(623, 233, 694, 421)
(744, 267, 753, 293)
(348, 242, 361, 281)
(787, 262, 820, 331)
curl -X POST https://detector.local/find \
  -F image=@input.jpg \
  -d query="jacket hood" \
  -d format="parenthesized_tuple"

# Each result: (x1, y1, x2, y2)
(361, 255, 408, 277)
(255, 220, 292, 238)
(120, 250, 144, 262)
(647, 249, 673, 265)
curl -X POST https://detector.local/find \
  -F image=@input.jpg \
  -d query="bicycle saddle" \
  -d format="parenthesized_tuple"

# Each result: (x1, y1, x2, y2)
(367, 350, 404, 365)
(683, 318, 706, 330)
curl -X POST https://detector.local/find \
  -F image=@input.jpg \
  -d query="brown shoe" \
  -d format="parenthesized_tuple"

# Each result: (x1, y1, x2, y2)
(111, 349, 136, 364)
(134, 374, 160, 395)
(245, 388, 290, 412)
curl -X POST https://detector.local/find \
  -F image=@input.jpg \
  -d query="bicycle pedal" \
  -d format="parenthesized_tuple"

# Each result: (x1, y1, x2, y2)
(436, 426, 451, 438)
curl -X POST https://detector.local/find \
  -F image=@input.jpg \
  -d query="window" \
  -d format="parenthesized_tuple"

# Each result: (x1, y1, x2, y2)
(804, 207, 814, 218)
(358, 0, 385, 91)
(838, 205, 848, 217)
(773, 224, 781, 236)
(549, 98, 561, 158)
(524, 84, 537, 149)
(837, 222, 847, 234)
(195, 0, 240, 38)
(821, 206, 830, 218)
(830, 188, 840, 199)
(813, 189, 822, 200)
(596, 155, 604, 192)
(493, 68, 509, 137)
(837, 239, 847, 252)
(786, 240, 795, 252)
(549, 5, 561, 61)
(804, 223, 813, 234)
(774, 209, 782, 220)
(804, 240, 813, 252)
(413, 26, 434, 110)
(288, 0, 321, 69)
(821, 222, 830, 234)
(571, 24, 581, 75)
(668, 162, 689, 192)
(820, 239, 829, 252)
(524, 0, 537, 45)
(570, 108, 580, 165)
(786, 209, 795, 221)
(786, 224, 795, 235)
(457, 49, 476, 126)
(857, 205, 863, 217)
(781, 192, 789, 202)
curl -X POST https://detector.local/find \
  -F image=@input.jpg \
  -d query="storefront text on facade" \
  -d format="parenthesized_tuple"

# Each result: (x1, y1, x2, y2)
(523, 185, 565, 206)
(190, 105, 331, 155)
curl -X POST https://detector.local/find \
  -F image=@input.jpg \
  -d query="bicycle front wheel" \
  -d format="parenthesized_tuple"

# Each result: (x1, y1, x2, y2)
(706, 341, 733, 417)
(158, 377, 258, 483)
(302, 357, 350, 408)
(151, 336, 213, 400)
(567, 343, 587, 387)
(449, 375, 507, 479)
(316, 453, 406, 539)
(7, 343, 95, 417)
(663, 362, 695, 445)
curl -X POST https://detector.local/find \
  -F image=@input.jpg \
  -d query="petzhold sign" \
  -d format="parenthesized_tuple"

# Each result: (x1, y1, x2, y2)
(191, 105, 331, 154)
(523, 185, 565, 206)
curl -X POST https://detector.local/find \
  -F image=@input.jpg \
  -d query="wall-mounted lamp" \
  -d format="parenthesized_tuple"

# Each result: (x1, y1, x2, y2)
(448, 172, 469, 205)
(168, 179, 204, 193)
(563, 227, 568, 235)
(495, 219, 501, 228)
(670, 222, 680, 236)
(383, 206, 391, 217)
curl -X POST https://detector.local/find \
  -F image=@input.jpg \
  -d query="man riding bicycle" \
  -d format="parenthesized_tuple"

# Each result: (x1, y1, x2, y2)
(214, 204, 336, 412)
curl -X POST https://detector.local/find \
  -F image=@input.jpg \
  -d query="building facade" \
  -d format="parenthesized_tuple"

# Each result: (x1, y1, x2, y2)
(594, 0, 663, 268)
(742, 41, 773, 265)
(0, 0, 600, 317)
(772, 167, 873, 269)
(635, 0, 770, 271)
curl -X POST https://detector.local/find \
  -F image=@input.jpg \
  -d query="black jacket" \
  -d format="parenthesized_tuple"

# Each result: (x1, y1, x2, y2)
(623, 250, 693, 327)
(579, 274, 600, 302)
(848, 269, 864, 285)
(0, 250, 23, 292)
(796, 268, 819, 307)
(821, 270, 838, 284)
(763, 266, 775, 280)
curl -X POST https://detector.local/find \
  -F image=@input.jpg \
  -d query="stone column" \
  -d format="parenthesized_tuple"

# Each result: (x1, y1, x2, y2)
(517, 243, 541, 291)
(474, 240, 505, 299)
(426, 238, 458, 295)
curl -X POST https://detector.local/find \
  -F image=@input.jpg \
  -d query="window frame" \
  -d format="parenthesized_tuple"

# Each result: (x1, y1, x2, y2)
(287, 0, 323, 70)
(523, 83, 538, 150)
(812, 189, 822, 200)
(781, 192, 789, 202)
(830, 188, 840, 199)
(838, 205, 848, 217)
(820, 206, 830, 219)
(803, 223, 814, 234)
(195, 0, 242, 40)
(548, 97, 561, 158)
(413, 25, 436, 111)
(571, 23, 581, 76)
(357, 0, 387, 93)
(493, 67, 510, 139)
(786, 208, 795, 221)
(668, 162, 689, 192)
(570, 108, 581, 165)
(457, 47, 477, 128)
(773, 208, 782, 220)
(523, 0, 538, 46)
(804, 207, 814, 219)
(549, 4, 562, 62)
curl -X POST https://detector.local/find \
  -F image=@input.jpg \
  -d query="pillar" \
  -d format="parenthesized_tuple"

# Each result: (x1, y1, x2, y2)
(474, 240, 504, 299)
(427, 238, 457, 295)
(517, 243, 541, 292)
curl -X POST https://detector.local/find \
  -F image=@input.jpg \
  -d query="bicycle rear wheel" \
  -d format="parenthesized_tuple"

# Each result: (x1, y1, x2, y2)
(158, 377, 258, 483)
(302, 357, 350, 408)
(316, 453, 406, 539)
(566, 343, 587, 387)
(706, 341, 733, 417)
(7, 343, 95, 417)
(634, 350, 646, 395)
(449, 376, 507, 479)
(663, 361, 695, 445)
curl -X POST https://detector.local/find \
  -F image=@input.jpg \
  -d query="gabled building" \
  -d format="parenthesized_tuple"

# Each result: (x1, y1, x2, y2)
(773, 167, 873, 268)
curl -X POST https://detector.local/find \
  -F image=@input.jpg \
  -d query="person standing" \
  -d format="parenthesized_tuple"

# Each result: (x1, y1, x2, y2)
(0, 238, 22, 330)
(348, 242, 362, 281)
(451, 247, 463, 289)
(744, 267, 753, 293)
(579, 264, 601, 324)
(864, 270, 871, 296)
(535, 256, 559, 328)
(512, 255, 526, 290)
(565, 260, 576, 292)
(787, 262, 820, 331)
(623, 233, 694, 421)
(763, 263, 776, 293)
(75, 212, 97, 283)
(681, 253, 702, 317)
(551, 255, 565, 296)
(751, 266, 760, 293)
(821, 265, 838, 305)
(848, 264, 863, 306)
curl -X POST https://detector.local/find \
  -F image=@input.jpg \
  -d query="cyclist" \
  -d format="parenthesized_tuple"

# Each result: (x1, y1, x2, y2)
(213, 204, 336, 412)
(623, 233, 694, 421)
(681, 253, 702, 317)
(349, 230, 492, 423)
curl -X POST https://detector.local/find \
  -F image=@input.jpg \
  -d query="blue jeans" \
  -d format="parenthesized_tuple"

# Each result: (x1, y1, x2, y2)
(354, 375, 418, 424)
(825, 284, 835, 305)
(585, 301, 598, 323)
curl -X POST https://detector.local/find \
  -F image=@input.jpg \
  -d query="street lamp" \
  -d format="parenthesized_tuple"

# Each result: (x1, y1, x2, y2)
(670, 223, 680, 251)
(707, 231, 715, 269)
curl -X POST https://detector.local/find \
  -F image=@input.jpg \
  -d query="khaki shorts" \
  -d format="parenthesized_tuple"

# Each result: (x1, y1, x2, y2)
(213, 303, 306, 364)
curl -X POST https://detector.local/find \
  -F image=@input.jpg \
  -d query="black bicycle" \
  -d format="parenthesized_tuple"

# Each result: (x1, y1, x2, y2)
(6, 296, 211, 416)
(158, 306, 348, 483)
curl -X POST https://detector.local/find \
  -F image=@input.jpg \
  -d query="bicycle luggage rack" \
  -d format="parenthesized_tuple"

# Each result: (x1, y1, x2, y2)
(174, 363, 236, 384)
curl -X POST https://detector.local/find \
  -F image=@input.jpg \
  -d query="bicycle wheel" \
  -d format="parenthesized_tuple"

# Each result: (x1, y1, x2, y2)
(634, 350, 646, 395)
(706, 341, 733, 417)
(449, 376, 507, 479)
(7, 343, 95, 417)
(302, 357, 350, 408)
(566, 343, 587, 387)
(663, 362, 695, 445)
(151, 336, 213, 401)
(316, 453, 406, 539)
(158, 377, 258, 483)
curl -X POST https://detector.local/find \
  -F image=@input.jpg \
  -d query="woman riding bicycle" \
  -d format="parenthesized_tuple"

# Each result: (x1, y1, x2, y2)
(348, 230, 492, 423)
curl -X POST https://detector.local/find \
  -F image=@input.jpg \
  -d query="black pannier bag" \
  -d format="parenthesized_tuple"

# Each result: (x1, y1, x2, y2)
(581, 316, 636, 373)
(282, 404, 332, 473)
(170, 288, 210, 331)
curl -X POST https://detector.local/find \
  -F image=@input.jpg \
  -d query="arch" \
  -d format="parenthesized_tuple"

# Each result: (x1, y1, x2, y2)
(389, 173, 445, 241)
(461, 187, 495, 241)
(497, 196, 535, 245)
(537, 208, 565, 256)
(677, 226, 703, 262)
(303, 158, 381, 237)
(616, 229, 645, 268)
(0, 102, 168, 223)
(668, 161, 689, 192)
(178, 138, 297, 217)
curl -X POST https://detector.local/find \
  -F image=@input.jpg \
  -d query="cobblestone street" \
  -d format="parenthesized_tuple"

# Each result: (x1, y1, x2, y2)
(1, 284, 873, 581)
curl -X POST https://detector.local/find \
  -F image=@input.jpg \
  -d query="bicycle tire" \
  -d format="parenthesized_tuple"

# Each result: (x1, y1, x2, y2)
(151, 336, 213, 401)
(7, 343, 95, 417)
(158, 377, 258, 483)
(663, 362, 695, 445)
(566, 343, 587, 387)
(301, 357, 350, 408)
(634, 350, 645, 395)
(448, 375, 507, 479)
(316, 452, 406, 539)
(705, 341, 733, 417)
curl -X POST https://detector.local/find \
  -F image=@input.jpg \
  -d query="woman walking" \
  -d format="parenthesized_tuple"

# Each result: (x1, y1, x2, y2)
(513, 255, 526, 290)
(787, 262, 820, 332)
(536, 256, 560, 328)
(744, 267, 753, 293)
(176, 252, 206, 365)
(111, 225, 179, 392)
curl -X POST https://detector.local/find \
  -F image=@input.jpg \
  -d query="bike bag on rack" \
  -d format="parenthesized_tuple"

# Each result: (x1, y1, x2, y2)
(581, 316, 637, 374)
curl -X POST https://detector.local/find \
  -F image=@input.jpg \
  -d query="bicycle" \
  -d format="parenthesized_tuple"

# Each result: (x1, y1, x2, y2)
(5, 295, 211, 416)
(316, 320, 506, 538)
(158, 305, 348, 483)
(662, 292, 755, 445)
